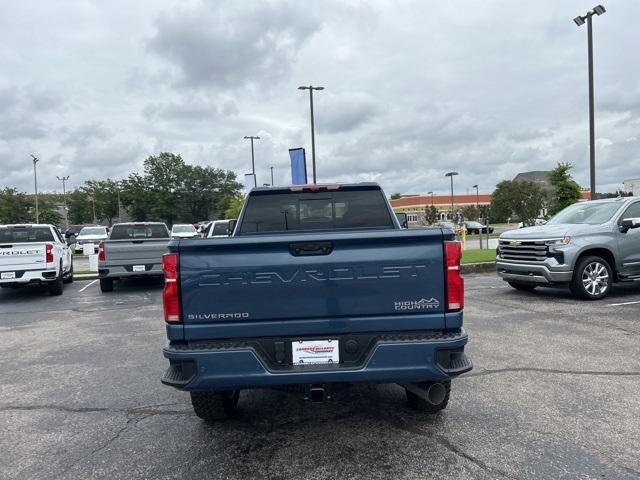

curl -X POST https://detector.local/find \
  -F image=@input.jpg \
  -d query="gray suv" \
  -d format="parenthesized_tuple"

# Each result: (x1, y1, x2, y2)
(496, 197, 640, 299)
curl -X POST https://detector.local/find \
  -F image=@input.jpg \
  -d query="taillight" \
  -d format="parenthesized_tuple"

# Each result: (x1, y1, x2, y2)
(45, 243, 54, 263)
(98, 241, 106, 261)
(445, 241, 464, 311)
(162, 253, 180, 324)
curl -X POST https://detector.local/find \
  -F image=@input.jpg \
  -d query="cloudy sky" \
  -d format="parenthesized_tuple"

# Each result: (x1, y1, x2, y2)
(2, 0, 639, 196)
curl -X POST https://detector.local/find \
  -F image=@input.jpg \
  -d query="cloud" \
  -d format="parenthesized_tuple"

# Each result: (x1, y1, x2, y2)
(147, 1, 322, 89)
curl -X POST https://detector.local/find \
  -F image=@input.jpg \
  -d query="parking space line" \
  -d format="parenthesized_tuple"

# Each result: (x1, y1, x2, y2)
(608, 300, 640, 306)
(79, 279, 98, 292)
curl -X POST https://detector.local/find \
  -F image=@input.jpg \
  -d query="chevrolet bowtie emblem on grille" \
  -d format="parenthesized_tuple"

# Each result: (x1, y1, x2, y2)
(510, 241, 521, 246)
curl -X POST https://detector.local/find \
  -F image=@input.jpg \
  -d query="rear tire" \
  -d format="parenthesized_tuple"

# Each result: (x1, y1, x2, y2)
(508, 282, 537, 292)
(99, 278, 114, 293)
(406, 381, 450, 413)
(49, 267, 64, 296)
(63, 260, 74, 284)
(570, 256, 613, 300)
(191, 390, 240, 421)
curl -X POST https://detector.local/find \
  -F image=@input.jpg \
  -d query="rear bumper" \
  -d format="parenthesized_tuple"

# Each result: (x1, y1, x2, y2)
(162, 330, 471, 390)
(98, 263, 163, 278)
(0, 269, 57, 285)
(496, 260, 573, 285)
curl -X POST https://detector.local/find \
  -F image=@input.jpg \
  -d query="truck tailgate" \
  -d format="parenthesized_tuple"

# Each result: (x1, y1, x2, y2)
(103, 240, 169, 264)
(0, 243, 46, 270)
(178, 229, 447, 335)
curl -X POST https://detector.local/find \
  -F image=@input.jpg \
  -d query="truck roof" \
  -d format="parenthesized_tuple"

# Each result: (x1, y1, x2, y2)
(248, 182, 381, 194)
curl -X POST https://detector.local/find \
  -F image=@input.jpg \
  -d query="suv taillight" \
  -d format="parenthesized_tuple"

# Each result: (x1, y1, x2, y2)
(445, 241, 464, 311)
(45, 243, 54, 263)
(98, 241, 105, 261)
(162, 253, 180, 324)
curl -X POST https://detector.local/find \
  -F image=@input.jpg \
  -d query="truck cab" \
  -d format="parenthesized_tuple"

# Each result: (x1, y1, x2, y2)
(161, 183, 471, 419)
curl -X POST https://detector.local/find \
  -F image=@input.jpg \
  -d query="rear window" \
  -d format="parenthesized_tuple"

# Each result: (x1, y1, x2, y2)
(110, 224, 169, 240)
(239, 189, 394, 234)
(79, 227, 107, 236)
(0, 226, 55, 243)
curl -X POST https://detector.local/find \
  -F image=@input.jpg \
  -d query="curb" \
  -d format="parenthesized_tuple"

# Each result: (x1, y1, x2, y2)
(75, 274, 99, 280)
(461, 262, 496, 274)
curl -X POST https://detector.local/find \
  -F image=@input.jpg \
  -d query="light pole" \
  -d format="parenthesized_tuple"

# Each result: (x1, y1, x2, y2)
(270, 166, 274, 186)
(30, 155, 39, 223)
(298, 85, 324, 184)
(117, 187, 122, 223)
(472, 184, 479, 218)
(574, 5, 606, 199)
(427, 191, 434, 206)
(445, 172, 459, 221)
(56, 175, 70, 229)
(91, 196, 97, 224)
(243, 136, 260, 187)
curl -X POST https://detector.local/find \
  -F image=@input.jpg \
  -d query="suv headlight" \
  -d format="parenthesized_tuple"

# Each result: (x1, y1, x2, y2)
(545, 236, 571, 246)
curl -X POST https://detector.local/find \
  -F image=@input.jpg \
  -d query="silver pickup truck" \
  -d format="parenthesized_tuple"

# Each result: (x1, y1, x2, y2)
(98, 222, 170, 292)
(497, 197, 640, 300)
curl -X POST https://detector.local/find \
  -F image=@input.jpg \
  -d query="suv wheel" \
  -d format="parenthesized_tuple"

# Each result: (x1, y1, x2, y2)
(508, 282, 537, 292)
(571, 256, 613, 300)
(405, 381, 450, 413)
(190, 390, 240, 421)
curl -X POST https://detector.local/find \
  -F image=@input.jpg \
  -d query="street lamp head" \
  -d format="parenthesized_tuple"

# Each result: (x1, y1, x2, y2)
(427, 191, 433, 195)
(313, 86, 325, 91)
(472, 184, 478, 189)
(445, 171, 459, 177)
(573, 15, 585, 26)
(30, 154, 39, 163)
(593, 5, 605, 15)
(298, 86, 308, 90)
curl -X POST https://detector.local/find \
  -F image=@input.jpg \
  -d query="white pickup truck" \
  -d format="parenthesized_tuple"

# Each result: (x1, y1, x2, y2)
(0, 224, 74, 295)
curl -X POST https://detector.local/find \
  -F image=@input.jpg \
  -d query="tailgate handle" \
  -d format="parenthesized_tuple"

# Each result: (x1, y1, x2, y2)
(132, 240, 144, 244)
(289, 241, 333, 257)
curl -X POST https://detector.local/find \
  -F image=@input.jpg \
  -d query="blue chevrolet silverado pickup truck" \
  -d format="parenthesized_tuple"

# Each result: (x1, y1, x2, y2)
(161, 183, 471, 420)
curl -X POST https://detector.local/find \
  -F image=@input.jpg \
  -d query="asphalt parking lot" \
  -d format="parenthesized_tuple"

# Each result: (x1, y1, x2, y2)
(1, 275, 639, 479)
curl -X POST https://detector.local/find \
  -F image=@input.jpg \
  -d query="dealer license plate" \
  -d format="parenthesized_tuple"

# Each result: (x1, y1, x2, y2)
(1, 272, 16, 279)
(132, 265, 145, 272)
(292, 339, 339, 365)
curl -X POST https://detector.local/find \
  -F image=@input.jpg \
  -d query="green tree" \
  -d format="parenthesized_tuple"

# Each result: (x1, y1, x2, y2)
(548, 163, 581, 216)
(67, 189, 94, 224)
(224, 196, 245, 219)
(83, 179, 121, 226)
(0, 188, 33, 223)
(424, 205, 438, 224)
(390, 192, 402, 200)
(461, 205, 479, 221)
(490, 180, 546, 225)
(119, 152, 242, 225)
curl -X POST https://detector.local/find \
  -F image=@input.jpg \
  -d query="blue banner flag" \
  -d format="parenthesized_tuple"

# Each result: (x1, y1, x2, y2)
(289, 148, 307, 185)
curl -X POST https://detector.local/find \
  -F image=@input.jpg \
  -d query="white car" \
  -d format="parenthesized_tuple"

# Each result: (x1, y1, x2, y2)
(75, 226, 109, 252)
(206, 219, 235, 238)
(0, 224, 74, 295)
(171, 224, 198, 238)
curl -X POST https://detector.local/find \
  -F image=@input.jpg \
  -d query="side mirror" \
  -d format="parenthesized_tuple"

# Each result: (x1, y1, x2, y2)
(395, 212, 408, 229)
(67, 234, 76, 245)
(227, 220, 237, 236)
(620, 217, 640, 233)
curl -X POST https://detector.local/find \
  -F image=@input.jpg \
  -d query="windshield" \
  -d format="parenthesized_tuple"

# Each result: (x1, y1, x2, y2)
(0, 226, 55, 243)
(172, 225, 195, 233)
(547, 202, 622, 225)
(79, 227, 106, 236)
